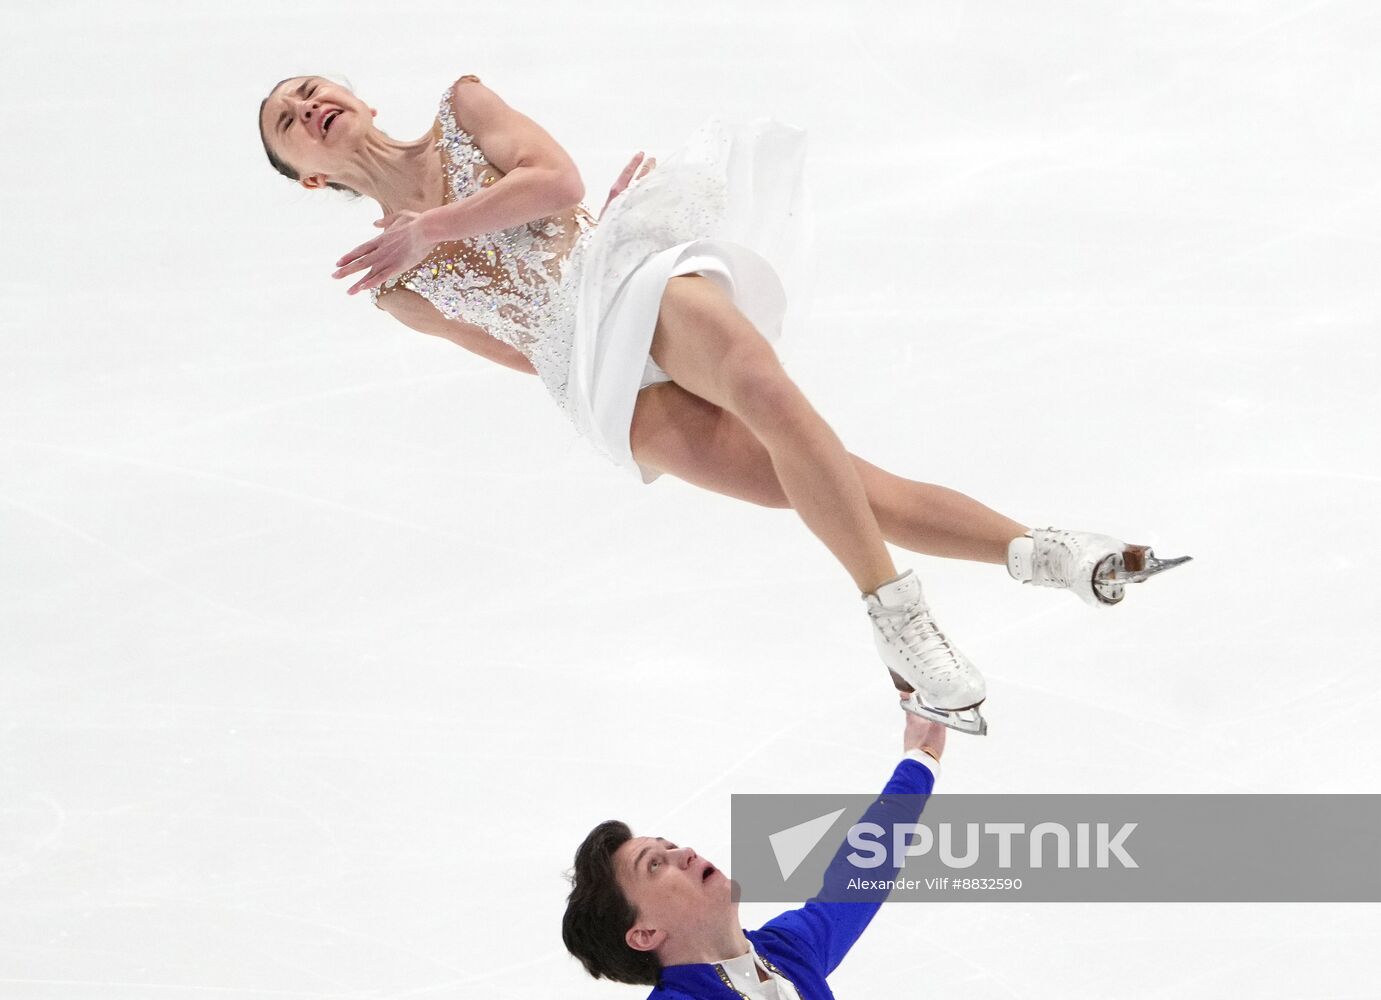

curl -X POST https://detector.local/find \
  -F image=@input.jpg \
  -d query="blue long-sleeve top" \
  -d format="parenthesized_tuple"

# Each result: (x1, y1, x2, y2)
(649, 756, 935, 1000)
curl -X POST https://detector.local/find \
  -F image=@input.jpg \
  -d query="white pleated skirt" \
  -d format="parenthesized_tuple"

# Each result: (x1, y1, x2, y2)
(562, 118, 811, 483)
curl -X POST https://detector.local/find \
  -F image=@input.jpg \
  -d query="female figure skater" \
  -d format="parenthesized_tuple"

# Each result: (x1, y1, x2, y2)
(258, 74, 1187, 735)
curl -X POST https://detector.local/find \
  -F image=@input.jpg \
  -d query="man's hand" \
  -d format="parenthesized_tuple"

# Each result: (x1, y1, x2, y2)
(901, 697, 946, 762)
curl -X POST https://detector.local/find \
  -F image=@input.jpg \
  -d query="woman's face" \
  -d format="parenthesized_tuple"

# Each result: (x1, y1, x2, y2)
(260, 76, 374, 187)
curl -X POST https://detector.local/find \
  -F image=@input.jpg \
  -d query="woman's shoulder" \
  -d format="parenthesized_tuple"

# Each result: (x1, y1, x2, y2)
(437, 74, 490, 135)
(441, 74, 483, 109)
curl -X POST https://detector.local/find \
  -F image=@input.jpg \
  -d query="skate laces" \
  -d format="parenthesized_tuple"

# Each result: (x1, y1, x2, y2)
(875, 600, 962, 677)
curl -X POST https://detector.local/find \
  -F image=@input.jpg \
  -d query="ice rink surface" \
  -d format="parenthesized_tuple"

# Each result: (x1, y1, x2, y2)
(3, 0, 1379, 996)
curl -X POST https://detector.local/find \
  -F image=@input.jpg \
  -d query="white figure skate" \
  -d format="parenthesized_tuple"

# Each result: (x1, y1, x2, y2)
(864, 569, 988, 736)
(1007, 528, 1192, 606)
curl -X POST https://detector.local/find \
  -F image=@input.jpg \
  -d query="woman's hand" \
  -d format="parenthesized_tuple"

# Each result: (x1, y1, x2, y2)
(600, 151, 656, 219)
(333, 210, 434, 295)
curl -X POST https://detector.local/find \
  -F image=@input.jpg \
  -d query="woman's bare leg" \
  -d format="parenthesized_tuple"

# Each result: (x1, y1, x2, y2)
(630, 381, 1030, 565)
(648, 276, 896, 593)
(854, 458, 1029, 564)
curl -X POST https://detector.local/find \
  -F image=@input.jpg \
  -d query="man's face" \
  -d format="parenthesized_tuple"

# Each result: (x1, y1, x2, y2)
(613, 836, 736, 954)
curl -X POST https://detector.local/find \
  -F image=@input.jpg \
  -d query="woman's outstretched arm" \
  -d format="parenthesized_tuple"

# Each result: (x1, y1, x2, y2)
(335, 77, 584, 294)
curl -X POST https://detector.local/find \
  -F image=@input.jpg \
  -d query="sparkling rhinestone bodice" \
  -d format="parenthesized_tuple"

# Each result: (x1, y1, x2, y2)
(374, 82, 596, 407)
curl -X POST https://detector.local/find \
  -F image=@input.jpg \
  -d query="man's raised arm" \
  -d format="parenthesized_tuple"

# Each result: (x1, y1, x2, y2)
(752, 709, 945, 976)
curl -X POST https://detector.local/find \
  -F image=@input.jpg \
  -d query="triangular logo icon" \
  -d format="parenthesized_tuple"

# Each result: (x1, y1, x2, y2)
(768, 807, 847, 881)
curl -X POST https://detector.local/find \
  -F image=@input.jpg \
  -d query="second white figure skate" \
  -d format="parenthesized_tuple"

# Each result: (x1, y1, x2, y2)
(865, 570, 988, 736)
(1007, 528, 1192, 606)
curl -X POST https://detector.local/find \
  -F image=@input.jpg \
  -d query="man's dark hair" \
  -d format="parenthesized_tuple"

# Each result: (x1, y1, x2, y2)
(563, 820, 660, 986)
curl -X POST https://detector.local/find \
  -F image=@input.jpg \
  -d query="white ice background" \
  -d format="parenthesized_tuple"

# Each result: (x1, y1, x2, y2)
(2, 1, 1379, 996)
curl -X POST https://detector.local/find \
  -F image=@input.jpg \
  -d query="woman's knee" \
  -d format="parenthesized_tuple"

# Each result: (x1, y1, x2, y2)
(655, 276, 801, 428)
(723, 354, 803, 434)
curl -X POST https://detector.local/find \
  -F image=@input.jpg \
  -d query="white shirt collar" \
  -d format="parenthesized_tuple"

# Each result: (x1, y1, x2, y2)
(715, 941, 799, 1000)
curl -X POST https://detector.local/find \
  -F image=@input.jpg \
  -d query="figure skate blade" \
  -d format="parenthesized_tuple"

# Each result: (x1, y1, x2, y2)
(1093, 547, 1192, 602)
(899, 693, 988, 736)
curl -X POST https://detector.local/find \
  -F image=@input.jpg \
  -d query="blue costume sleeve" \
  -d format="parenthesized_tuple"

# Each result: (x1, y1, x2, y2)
(755, 757, 934, 976)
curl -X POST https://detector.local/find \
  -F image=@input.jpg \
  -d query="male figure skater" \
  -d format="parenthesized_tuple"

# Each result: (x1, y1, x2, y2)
(562, 707, 944, 998)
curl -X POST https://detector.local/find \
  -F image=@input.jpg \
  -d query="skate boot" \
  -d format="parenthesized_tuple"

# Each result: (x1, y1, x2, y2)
(1007, 528, 1192, 606)
(864, 569, 988, 736)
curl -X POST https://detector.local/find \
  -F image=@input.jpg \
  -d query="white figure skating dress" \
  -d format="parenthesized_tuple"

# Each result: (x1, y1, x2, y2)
(374, 78, 809, 483)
